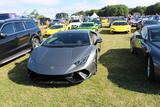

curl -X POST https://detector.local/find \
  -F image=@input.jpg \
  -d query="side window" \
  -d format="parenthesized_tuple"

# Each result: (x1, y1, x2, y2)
(141, 27, 147, 39)
(24, 21, 36, 29)
(1, 23, 14, 35)
(14, 22, 25, 32)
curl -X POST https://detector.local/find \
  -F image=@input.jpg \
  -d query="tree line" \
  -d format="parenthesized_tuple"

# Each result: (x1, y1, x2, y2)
(73, 2, 160, 16)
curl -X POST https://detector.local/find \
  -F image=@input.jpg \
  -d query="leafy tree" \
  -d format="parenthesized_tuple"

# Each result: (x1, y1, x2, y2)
(28, 9, 40, 20)
(145, 2, 160, 15)
(130, 6, 146, 15)
(55, 13, 69, 20)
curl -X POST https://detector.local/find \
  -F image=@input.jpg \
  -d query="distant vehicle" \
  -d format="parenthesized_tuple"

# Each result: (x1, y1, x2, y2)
(90, 19, 102, 28)
(39, 18, 51, 25)
(129, 18, 141, 27)
(136, 20, 158, 30)
(130, 25, 160, 81)
(45, 24, 71, 36)
(101, 18, 108, 23)
(110, 21, 131, 33)
(69, 19, 82, 29)
(77, 22, 99, 32)
(0, 13, 17, 20)
(49, 19, 65, 26)
(0, 19, 41, 64)
(28, 30, 102, 84)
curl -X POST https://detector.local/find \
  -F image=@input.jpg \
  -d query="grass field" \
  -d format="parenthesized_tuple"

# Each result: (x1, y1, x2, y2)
(1, 25, 160, 107)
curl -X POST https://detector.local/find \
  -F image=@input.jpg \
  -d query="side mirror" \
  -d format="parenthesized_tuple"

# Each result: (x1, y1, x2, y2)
(0, 32, 6, 39)
(95, 38, 102, 44)
(136, 35, 142, 39)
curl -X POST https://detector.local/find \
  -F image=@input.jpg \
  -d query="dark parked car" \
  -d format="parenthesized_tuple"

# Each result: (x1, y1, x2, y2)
(0, 13, 17, 20)
(130, 25, 160, 81)
(0, 18, 41, 65)
(136, 20, 158, 30)
(28, 30, 102, 84)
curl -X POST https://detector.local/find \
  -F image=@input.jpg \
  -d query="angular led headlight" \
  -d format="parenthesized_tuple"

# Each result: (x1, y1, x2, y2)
(74, 56, 89, 66)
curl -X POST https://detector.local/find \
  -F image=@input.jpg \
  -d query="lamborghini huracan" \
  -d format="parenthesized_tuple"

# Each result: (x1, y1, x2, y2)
(27, 30, 102, 84)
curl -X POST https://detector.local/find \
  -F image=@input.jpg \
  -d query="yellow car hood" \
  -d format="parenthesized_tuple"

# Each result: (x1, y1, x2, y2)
(46, 28, 64, 35)
(111, 25, 130, 29)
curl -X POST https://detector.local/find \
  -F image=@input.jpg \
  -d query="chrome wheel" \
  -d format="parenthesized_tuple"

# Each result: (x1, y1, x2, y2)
(32, 38, 40, 48)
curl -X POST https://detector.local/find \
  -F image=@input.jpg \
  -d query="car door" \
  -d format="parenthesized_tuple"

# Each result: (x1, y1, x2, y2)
(0, 23, 18, 61)
(134, 27, 147, 55)
(13, 21, 30, 50)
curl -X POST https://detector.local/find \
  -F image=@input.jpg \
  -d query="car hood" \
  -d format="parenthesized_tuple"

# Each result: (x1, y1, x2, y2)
(111, 25, 130, 28)
(31, 45, 93, 67)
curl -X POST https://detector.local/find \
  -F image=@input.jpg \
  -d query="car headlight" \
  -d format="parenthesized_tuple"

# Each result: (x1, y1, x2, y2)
(74, 56, 89, 66)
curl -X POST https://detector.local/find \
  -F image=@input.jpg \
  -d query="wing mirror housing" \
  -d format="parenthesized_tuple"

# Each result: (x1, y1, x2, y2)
(0, 32, 6, 39)
(95, 38, 103, 45)
(136, 34, 142, 39)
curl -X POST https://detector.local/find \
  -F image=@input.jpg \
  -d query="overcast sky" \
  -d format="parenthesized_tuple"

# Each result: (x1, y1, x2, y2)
(0, 0, 159, 18)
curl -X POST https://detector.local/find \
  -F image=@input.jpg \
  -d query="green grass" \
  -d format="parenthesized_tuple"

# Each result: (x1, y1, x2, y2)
(1, 26, 160, 107)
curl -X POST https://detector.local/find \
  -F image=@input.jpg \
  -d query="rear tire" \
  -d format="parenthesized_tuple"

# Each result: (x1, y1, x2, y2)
(146, 56, 155, 81)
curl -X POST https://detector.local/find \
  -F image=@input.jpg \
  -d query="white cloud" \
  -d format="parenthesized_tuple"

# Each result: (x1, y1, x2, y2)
(0, 0, 159, 18)
(19, 0, 63, 6)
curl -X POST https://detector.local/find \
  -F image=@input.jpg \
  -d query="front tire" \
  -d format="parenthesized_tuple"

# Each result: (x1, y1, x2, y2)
(146, 56, 155, 81)
(31, 37, 41, 49)
(130, 42, 136, 54)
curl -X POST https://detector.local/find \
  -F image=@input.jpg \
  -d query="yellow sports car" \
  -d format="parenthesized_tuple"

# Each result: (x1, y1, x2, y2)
(110, 21, 131, 33)
(45, 24, 71, 36)
(101, 19, 108, 23)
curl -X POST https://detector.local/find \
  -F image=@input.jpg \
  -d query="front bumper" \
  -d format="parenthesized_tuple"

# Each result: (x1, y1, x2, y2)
(110, 28, 130, 32)
(28, 69, 92, 84)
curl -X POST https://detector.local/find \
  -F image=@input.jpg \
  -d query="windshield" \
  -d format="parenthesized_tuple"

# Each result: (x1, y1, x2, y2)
(149, 28, 160, 41)
(71, 20, 80, 22)
(91, 20, 100, 24)
(53, 20, 59, 22)
(144, 20, 158, 25)
(113, 22, 128, 25)
(42, 33, 90, 47)
(80, 23, 94, 27)
(111, 18, 125, 22)
(50, 25, 63, 29)
(0, 23, 3, 28)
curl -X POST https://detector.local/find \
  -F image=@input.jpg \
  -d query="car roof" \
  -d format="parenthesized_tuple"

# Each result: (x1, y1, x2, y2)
(146, 25, 160, 30)
(0, 18, 34, 23)
(57, 30, 90, 34)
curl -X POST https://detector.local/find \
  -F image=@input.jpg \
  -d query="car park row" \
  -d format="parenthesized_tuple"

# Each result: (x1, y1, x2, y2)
(0, 13, 160, 84)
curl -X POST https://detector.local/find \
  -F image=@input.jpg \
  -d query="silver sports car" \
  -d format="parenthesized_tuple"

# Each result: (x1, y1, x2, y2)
(27, 30, 102, 84)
